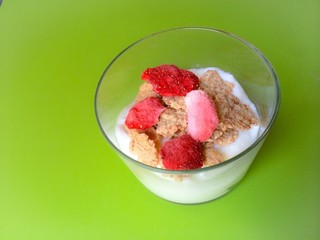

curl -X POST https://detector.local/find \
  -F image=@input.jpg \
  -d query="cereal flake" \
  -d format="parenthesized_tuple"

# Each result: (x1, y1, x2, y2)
(200, 70, 259, 145)
(126, 126, 161, 167)
(202, 142, 224, 167)
(156, 108, 187, 138)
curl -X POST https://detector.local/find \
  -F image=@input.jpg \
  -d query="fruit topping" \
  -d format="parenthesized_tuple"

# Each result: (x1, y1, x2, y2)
(185, 90, 219, 142)
(125, 97, 166, 130)
(141, 64, 199, 96)
(160, 134, 203, 170)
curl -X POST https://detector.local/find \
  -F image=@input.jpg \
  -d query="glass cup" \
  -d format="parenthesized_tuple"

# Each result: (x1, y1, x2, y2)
(95, 27, 280, 204)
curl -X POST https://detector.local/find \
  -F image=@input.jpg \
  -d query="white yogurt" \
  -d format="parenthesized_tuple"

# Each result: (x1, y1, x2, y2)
(115, 67, 260, 161)
(113, 67, 262, 204)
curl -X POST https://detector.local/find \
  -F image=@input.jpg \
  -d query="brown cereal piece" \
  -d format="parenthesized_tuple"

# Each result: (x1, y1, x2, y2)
(135, 82, 159, 103)
(207, 123, 238, 145)
(212, 128, 239, 145)
(210, 128, 224, 140)
(232, 102, 258, 130)
(200, 70, 258, 131)
(156, 108, 187, 138)
(202, 142, 224, 167)
(200, 70, 259, 146)
(126, 126, 162, 167)
(199, 70, 234, 97)
(162, 96, 186, 110)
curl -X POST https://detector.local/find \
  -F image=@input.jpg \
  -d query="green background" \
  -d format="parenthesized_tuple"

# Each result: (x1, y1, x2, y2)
(1, 0, 319, 239)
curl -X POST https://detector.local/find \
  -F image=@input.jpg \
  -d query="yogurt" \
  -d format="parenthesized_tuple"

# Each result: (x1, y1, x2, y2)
(113, 67, 262, 204)
(115, 67, 260, 162)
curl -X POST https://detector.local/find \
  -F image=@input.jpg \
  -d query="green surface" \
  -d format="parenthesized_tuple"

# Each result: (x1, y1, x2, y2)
(1, 0, 319, 239)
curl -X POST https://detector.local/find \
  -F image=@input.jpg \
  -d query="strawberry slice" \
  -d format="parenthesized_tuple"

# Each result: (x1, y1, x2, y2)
(185, 90, 219, 142)
(160, 134, 203, 170)
(141, 64, 199, 96)
(125, 97, 166, 130)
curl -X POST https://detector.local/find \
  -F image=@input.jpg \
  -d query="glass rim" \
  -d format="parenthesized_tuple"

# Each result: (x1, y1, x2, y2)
(94, 26, 281, 174)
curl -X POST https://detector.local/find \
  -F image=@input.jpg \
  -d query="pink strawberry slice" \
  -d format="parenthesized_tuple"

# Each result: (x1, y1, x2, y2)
(185, 90, 219, 142)
(161, 134, 203, 170)
(125, 97, 166, 130)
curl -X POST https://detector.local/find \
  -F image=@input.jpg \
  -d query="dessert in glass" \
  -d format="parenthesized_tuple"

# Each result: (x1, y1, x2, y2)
(95, 27, 280, 204)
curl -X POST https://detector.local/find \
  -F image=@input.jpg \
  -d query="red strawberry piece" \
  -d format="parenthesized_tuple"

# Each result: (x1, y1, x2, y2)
(141, 64, 199, 96)
(185, 90, 219, 142)
(125, 97, 166, 130)
(160, 134, 203, 170)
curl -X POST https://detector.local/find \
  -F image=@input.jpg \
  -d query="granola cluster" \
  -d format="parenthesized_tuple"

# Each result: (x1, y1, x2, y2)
(200, 70, 259, 145)
(125, 70, 259, 168)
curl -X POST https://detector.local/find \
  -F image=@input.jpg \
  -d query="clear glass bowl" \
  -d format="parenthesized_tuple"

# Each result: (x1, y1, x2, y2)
(95, 27, 280, 204)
